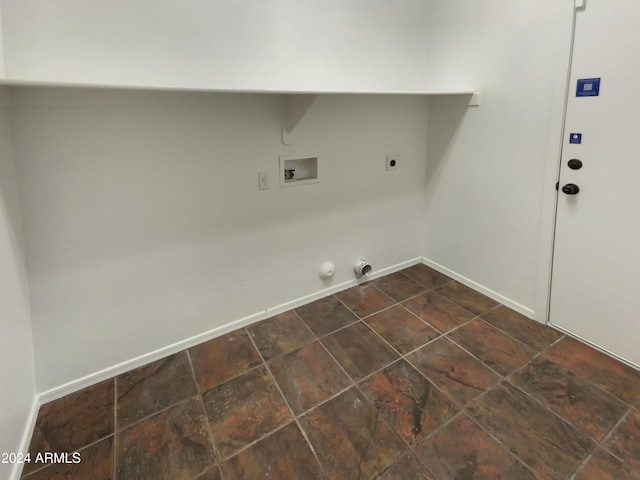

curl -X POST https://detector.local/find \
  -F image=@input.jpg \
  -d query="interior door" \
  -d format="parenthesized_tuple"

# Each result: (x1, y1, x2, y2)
(550, 0, 640, 367)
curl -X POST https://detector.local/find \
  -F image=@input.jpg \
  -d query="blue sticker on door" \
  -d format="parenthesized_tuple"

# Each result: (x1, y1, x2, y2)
(569, 133, 582, 144)
(576, 78, 601, 97)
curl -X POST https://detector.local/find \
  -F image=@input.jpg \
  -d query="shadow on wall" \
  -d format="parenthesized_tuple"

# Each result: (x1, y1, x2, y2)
(424, 103, 470, 203)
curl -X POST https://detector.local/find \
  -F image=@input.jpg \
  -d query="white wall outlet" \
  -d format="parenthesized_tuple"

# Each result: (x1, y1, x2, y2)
(386, 154, 400, 171)
(258, 171, 270, 190)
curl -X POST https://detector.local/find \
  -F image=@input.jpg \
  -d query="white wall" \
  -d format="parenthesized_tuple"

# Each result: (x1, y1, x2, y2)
(0, 0, 439, 93)
(0, 87, 36, 479)
(422, 0, 574, 316)
(3, 0, 579, 396)
(11, 88, 429, 391)
(0, 1, 5, 78)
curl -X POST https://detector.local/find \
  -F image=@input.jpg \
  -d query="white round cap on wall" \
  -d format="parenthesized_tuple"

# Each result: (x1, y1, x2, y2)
(319, 261, 336, 280)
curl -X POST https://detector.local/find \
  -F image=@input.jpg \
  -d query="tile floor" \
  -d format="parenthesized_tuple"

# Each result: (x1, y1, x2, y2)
(20, 264, 640, 480)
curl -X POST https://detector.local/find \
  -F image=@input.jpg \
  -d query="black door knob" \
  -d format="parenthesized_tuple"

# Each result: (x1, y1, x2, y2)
(562, 183, 580, 195)
(568, 159, 583, 170)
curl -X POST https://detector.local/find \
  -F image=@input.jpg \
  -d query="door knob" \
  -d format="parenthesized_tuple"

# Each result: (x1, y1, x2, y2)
(568, 159, 583, 170)
(562, 183, 580, 195)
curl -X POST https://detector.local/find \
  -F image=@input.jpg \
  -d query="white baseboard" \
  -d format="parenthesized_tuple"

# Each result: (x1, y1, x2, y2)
(38, 257, 422, 404)
(10, 396, 40, 480)
(420, 257, 535, 320)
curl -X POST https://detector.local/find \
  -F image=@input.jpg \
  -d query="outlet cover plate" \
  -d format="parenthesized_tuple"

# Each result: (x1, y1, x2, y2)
(259, 171, 270, 190)
(386, 155, 400, 171)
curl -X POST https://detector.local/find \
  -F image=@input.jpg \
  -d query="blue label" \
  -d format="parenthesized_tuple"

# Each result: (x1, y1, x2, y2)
(576, 78, 601, 97)
(569, 133, 582, 144)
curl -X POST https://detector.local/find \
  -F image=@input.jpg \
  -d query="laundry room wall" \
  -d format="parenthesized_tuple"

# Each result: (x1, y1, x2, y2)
(423, 0, 574, 317)
(0, 87, 36, 480)
(10, 88, 430, 393)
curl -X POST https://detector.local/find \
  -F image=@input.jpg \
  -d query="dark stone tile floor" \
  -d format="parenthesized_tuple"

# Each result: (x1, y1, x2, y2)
(21, 264, 640, 479)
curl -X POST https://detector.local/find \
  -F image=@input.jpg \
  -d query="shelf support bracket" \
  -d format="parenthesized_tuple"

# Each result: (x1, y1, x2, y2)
(428, 92, 481, 107)
(282, 94, 319, 145)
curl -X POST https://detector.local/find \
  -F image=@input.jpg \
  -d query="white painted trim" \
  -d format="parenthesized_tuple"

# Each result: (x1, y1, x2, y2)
(38, 257, 422, 404)
(9, 397, 40, 480)
(420, 257, 535, 319)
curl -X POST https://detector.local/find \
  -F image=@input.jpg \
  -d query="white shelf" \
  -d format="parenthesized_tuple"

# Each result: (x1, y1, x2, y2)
(0, 77, 477, 97)
(0, 78, 479, 144)
(281, 91, 479, 144)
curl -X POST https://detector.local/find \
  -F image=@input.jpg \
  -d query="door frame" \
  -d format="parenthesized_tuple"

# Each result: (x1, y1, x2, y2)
(533, 3, 578, 326)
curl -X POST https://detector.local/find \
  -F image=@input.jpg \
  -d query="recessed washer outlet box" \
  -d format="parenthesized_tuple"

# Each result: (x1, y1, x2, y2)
(280, 154, 319, 188)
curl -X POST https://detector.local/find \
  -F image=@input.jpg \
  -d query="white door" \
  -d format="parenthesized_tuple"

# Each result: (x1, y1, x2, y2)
(550, 0, 640, 368)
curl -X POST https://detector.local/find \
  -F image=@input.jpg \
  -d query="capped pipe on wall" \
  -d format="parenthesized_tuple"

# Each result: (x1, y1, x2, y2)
(353, 259, 372, 278)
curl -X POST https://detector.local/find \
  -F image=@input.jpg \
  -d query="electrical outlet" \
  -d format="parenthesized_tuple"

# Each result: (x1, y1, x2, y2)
(258, 172, 270, 190)
(386, 155, 400, 171)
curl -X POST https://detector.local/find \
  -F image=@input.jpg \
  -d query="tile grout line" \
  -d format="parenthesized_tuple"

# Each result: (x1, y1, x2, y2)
(329, 282, 509, 417)
(403, 286, 483, 319)
(310, 314, 363, 341)
(474, 305, 634, 414)
(595, 406, 634, 464)
(330, 280, 435, 462)
(453, 323, 639, 478)
(510, 333, 640, 433)
(536, 345, 640, 411)
(425, 313, 607, 478)
(330, 273, 458, 327)
(197, 361, 265, 396)
(501, 369, 599, 437)
(333, 307, 480, 453)
(263, 309, 361, 418)
(240, 307, 375, 471)
(569, 404, 640, 478)
(476, 308, 562, 352)
(524, 334, 634, 432)
(283, 294, 446, 474)
(567, 450, 597, 480)
(410, 412, 469, 480)
(244, 313, 315, 364)
(409, 409, 545, 480)
(401, 338, 495, 411)
(351, 375, 418, 454)
(213, 418, 295, 465)
(244, 325, 331, 480)
(394, 301, 453, 332)
(291, 308, 325, 343)
(465, 376, 601, 477)
(443, 330, 513, 381)
(112, 391, 200, 435)
(185, 349, 221, 477)
(296, 319, 358, 391)
(21, 434, 118, 479)
(502, 336, 567, 397)
(461, 408, 546, 480)
(22, 383, 121, 480)
(467, 315, 546, 358)
(396, 276, 455, 294)
(351, 379, 415, 471)
(359, 318, 462, 396)
(443, 306, 560, 379)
